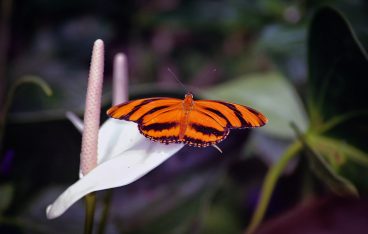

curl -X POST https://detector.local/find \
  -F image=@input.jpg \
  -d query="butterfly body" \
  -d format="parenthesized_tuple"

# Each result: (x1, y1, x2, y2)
(179, 93, 195, 140)
(107, 92, 267, 147)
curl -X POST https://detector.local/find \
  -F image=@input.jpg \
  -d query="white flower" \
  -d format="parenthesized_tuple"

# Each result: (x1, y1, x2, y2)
(46, 40, 183, 219)
(46, 118, 183, 219)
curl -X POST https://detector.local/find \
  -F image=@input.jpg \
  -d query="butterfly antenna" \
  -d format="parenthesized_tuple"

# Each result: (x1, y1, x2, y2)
(167, 68, 190, 94)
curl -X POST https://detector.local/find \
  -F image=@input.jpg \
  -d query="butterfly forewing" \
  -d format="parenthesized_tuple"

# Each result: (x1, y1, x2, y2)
(231, 102, 268, 127)
(107, 98, 183, 144)
(107, 97, 182, 122)
(195, 100, 267, 128)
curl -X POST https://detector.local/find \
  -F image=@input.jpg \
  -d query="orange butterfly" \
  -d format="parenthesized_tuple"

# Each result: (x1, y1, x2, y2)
(107, 93, 268, 147)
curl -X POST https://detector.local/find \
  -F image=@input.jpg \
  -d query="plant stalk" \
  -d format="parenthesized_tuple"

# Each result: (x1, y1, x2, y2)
(245, 140, 302, 234)
(84, 193, 96, 234)
(97, 190, 113, 234)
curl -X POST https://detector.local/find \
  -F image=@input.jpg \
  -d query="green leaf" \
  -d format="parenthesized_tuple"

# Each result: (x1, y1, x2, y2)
(306, 135, 359, 197)
(247, 7, 368, 233)
(308, 135, 368, 168)
(202, 72, 308, 139)
(307, 7, 368, 191)
(307, 7, 368, 130)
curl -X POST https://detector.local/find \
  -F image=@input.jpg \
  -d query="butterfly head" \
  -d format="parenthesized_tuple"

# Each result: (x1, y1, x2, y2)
(184, 92, 194, 99)
(183, 92, 194, 107)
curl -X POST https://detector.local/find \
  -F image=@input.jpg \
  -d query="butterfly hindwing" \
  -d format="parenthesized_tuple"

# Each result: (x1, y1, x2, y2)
(138, 108, 182, 144)
(183, 108, 229, 147)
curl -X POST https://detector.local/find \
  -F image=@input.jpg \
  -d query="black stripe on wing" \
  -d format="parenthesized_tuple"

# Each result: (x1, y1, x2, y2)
(190, 123, 225, 137)
(199, 100, 250, 128)
(183, 131, 230, 147)
(137, 105, 181, 124)
(140, 122, 178, 131)
(217, 102, 249, 127)
(136, 105, 170, 123)
(124, 98, 162, 119)
(199, 107, 232, 127)
(107, 98, 162, 120)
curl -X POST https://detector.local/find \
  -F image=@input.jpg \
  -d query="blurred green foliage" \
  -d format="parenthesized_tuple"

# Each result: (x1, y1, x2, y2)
(306, 7, 368, 194)
(245, 6, 368, 233)
(203, 72, 308, 139)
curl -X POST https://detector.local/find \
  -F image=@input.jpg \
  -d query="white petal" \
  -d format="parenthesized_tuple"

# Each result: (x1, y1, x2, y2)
(66, 116, 142, 163)
(98, 119, 148, 163)
(46, 139, 183, 219)
(73, 118, 143, 177)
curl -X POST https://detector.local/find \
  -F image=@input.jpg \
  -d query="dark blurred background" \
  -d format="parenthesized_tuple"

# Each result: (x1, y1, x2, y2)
(1, 0, 368, 233)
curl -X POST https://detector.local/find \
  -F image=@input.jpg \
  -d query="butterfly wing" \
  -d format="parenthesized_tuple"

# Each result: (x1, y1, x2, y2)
(107, 97, 183, 144)
(107, 97, 181, 123)
(107, 97, 268, 147)
(138, 107, 182, 144)
(195, 100, 268, 129)
(183, 108, 229, 147)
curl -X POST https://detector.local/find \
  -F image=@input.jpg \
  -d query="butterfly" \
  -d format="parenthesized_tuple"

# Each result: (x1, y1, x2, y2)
(107, 92, 268, 147)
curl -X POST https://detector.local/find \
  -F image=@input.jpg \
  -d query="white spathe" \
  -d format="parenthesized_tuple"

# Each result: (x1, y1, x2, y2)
(46, 119, 183, 219)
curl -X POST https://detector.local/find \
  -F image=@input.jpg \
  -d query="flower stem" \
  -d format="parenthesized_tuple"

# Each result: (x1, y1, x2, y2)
(84, 193, 96, 234)
(97, 190, 113, 234)
(245, 140, 302, 234)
